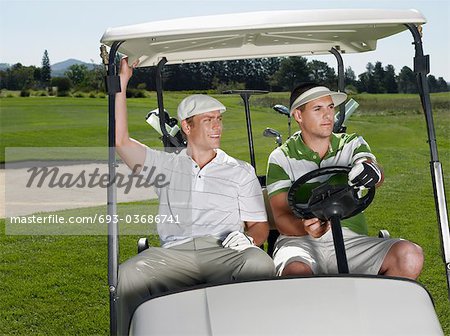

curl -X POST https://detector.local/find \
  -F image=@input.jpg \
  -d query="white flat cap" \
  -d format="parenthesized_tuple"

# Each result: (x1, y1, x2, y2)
(177, 94, 226, 121)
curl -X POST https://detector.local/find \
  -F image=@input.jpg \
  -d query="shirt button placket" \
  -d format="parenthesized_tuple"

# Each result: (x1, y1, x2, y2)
(197, 172, 205, 190)
(193, 164, 204, 190)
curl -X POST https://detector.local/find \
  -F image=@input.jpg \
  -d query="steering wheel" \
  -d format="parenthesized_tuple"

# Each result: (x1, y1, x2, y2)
(287, 166, 375, 221)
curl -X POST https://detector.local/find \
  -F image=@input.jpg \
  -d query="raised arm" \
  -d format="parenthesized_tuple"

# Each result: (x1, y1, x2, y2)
(115, 57, 147, 173)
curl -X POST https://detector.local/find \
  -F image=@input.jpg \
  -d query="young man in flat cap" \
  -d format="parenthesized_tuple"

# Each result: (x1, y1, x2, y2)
(266, 82, 423, 278)
(115, 58, 275, 335)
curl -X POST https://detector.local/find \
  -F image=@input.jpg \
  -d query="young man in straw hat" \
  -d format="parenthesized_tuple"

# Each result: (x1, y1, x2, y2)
(266, 83, 423, 278)
(115, 58, 275, 334)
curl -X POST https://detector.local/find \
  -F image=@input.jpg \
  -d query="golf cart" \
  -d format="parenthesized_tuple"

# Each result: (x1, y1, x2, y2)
(100, 9, 449, 335)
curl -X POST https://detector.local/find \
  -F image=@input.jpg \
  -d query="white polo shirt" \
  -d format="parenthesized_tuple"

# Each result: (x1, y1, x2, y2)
(141, 147, 267, 247)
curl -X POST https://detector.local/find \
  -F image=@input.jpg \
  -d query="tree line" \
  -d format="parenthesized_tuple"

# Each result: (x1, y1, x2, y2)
(0, 50, 448, 96)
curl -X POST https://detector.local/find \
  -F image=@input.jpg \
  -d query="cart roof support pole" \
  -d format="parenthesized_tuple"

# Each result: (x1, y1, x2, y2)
(329, 47, 346, 133)
(406, 23, 450, 300)
(241, 92, 256, 170)
(222, 90, 268, 171)
(104, 40, 123, 335)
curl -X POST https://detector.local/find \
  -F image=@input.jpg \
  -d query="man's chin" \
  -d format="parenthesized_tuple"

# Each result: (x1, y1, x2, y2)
(320, 127, 333, 135)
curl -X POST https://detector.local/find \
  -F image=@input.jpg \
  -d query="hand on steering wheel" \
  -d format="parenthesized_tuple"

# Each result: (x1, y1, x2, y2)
(303, 218, 330, 238)
(348, 160, 382, 188)
(287, 166, 375, 221)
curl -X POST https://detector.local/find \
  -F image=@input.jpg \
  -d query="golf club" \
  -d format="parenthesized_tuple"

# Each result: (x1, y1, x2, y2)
(273, 104, 291, 137)
(263, 127, 282, 147)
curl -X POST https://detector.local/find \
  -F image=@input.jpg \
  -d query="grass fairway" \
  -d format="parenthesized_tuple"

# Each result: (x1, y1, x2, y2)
(0, 93, 449, 335)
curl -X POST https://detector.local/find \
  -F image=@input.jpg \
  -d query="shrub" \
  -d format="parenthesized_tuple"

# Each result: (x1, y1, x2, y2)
(20, 89, 31, 97)
(32, 90, 48, 97)
(57, 91, 70, 97)
(126, 89, 135, 98)
(73, 92, 85, 98)
(126, 88, 147, 98)
(134, 90, 146, 98)
(51, 77, 72, 96)
(1, 90, 19, 98)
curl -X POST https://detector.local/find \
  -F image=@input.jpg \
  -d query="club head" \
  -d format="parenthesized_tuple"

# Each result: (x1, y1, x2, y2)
(263, 127, 280, 138)
(273, 104, 290, 117)
(263, 128, 282, 147)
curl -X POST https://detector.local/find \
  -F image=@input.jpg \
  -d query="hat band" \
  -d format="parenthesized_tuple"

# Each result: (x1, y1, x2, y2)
(291, 86, 331, 111)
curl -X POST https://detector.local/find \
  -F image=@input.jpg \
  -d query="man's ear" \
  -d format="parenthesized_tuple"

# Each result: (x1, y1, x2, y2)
(181, 120, 190, 134)
(292, 109, 302, 124)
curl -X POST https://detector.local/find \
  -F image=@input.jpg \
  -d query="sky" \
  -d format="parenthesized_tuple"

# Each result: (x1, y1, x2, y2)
(1, 0, 449, 78)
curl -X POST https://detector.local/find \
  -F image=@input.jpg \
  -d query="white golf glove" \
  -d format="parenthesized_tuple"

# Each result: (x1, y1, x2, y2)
(348, 160, 382, 188)
(222, 231, 255, 251)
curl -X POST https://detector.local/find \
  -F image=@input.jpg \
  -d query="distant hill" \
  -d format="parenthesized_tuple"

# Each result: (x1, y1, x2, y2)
(0, 59, 97, 75)
(51, 59, 96, 76)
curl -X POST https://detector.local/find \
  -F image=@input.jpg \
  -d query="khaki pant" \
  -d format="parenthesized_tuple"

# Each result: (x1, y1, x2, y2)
(117, 236, 275, 335)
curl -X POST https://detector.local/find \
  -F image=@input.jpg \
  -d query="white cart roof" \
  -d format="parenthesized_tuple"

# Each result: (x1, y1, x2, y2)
(100, 9, 426, 67)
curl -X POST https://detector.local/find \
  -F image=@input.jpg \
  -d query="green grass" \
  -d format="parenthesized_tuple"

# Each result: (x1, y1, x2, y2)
(0, 93, 449, 335)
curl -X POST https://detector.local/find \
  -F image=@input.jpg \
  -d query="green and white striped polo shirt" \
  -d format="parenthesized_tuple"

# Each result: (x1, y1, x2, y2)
(266, 132, 376, 234)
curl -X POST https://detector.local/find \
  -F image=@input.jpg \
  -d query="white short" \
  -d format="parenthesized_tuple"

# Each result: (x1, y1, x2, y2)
(273, 228, 401, 276)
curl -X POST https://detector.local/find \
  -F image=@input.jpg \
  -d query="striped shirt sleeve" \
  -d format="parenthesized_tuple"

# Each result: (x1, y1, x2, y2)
(349, 135, 377, 164)
(266, 148, 292, 197)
